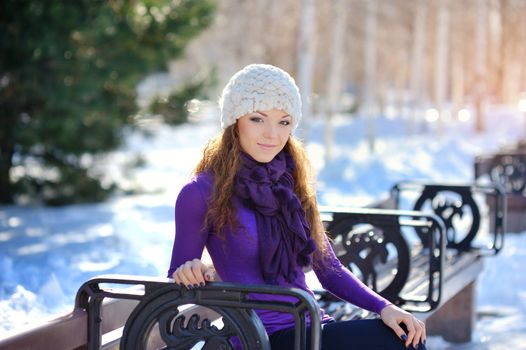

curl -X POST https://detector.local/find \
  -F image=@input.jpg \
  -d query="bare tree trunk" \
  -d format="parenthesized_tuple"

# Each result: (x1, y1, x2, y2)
(497, 0, 522, 105)
(297, 0, 316, 141)
(451, 48, 464, 119)
(409, 0, 426, 135)
(364, 0, 378, 152)
(451, 1, 465, 122)
(496, 0, 509, 103)
(474, 0, 488, 132)
(324, 0, 346, 163)
(434, 0, 449, 135)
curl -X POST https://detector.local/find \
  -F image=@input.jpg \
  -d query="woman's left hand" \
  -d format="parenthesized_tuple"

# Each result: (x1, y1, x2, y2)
(380, 304, 426, 348)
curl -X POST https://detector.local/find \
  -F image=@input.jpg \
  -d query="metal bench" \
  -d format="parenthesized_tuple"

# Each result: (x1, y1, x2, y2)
(81, 276, 322, 350)
(387, 181, 506, 342)
(0, 182, 506, 349)
(474, 144, 526, 232)
(75, 207, 447, 350)
(316, 207, 445, 315)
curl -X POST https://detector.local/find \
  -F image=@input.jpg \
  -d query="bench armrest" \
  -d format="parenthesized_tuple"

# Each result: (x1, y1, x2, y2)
(475, 151, 526, 195)
(75, 275, 322, 350)
(390, 181, 506, 254)
(319, 207, 446, 312)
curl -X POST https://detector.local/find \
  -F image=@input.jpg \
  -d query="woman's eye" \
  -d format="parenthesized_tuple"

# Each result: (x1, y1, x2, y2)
(280, 120, 291, 126)
(249, 117, 263, 123)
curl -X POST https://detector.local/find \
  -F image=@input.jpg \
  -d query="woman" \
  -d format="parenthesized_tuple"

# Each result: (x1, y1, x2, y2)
(168, 64, 426, 349)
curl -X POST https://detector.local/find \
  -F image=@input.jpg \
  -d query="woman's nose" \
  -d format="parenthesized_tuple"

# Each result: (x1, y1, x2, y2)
(263, 124, 277, 138)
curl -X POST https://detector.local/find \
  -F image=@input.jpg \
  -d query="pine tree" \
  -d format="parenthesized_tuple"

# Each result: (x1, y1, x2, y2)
(0, 0, 215, 205)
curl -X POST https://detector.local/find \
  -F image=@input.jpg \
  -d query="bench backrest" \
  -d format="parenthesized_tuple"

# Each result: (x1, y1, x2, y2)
(76, 276, 322, 350)
(0, 182, 504, 349)
(320, 206, 445, 312)
(390, 181, 506, 254)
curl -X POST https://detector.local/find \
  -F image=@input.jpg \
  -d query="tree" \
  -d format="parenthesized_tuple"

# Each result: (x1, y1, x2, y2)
(148, 69, 216, 125)
(0, 0, 215, 205)
(296, 0, 316, 141)
(364, 0, 378, 152)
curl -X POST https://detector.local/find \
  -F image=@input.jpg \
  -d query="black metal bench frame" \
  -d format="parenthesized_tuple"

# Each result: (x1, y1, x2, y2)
(474, 147, 526, 232)
(390, 181, 506, 254)
(387, 181, 506, 342)
(76, 276, 321, 350)
(318, 207, 446, 312)
(0, 182, 506, 349)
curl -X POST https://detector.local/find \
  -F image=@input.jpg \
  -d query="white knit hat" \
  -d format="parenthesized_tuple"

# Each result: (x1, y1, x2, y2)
(219, 64, 302, 129)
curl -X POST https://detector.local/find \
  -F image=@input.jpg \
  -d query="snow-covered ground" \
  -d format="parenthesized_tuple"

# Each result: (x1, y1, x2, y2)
(1, 105, 525, 349)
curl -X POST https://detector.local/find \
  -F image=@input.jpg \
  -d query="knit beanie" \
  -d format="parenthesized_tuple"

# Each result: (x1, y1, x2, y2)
(219, 64, 302, 130)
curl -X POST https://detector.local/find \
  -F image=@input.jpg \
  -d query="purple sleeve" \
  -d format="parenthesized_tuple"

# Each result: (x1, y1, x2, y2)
(167, 180, 209, 278)
(313, 239, 392, 315)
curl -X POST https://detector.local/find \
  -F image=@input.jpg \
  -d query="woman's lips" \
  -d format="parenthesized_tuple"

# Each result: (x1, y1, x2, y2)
(257, 143, 275, 150)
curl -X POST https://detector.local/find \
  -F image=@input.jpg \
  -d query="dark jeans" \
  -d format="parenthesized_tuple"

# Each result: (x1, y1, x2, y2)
(269, 319, 427, 350)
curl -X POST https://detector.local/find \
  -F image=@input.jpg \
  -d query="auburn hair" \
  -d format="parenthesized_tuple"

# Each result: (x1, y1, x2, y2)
(194, 124, 329, 259)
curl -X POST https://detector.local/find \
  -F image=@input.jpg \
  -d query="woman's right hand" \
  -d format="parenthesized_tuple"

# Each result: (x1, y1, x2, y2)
(172, 258, 217, 288)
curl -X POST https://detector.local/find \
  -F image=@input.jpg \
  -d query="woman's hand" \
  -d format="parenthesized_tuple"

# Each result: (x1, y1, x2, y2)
(172, 258, 218, 288)
(380, 304, 426, 348)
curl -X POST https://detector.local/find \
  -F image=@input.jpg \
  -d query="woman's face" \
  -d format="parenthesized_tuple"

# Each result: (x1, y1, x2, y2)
(237, 109, 292, 163)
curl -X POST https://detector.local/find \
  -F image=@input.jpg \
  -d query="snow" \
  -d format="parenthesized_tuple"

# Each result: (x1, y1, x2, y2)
(1, 105, 525, 349)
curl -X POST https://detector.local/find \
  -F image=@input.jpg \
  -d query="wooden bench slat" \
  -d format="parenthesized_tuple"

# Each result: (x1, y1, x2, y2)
(0, 308, 88, 350)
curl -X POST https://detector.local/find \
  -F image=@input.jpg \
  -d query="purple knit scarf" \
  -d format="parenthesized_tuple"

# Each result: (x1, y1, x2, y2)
(235, 150, 316, 283)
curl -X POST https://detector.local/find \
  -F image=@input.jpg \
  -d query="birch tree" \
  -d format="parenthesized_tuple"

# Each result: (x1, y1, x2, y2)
(364, 0, 378, 152)
(409, 0, 427, 134)
(474, 0, 488, 132)
(297, 0, 316, 141)
(324, 0, 346, 163)
(434, 0, 449, 135)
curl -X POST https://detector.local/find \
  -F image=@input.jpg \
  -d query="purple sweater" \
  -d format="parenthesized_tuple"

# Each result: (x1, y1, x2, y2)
(167, 172, 391, 335)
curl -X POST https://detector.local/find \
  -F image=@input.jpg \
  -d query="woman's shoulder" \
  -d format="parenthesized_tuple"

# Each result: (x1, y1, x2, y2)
(192, 171, 214, 191)
(177, 172, 214, 203)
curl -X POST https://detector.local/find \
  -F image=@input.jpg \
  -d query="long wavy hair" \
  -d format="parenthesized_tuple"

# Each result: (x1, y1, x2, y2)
(194, 124, 329, 260)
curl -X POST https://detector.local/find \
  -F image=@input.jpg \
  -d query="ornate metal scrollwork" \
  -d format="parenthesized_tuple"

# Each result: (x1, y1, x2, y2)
(326, 216, 410, 304)
(391, 181, 505, 254)
(321, 207, 446, 311)
(475, 152, 526, 195)
(342, 227, 389, 292)
(120, 286, 268, 350)
(77, 276, 322, 350)
(488, 154, 526, 195)
(158, 310, 235, 349)
(413, 187, 479, 251)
